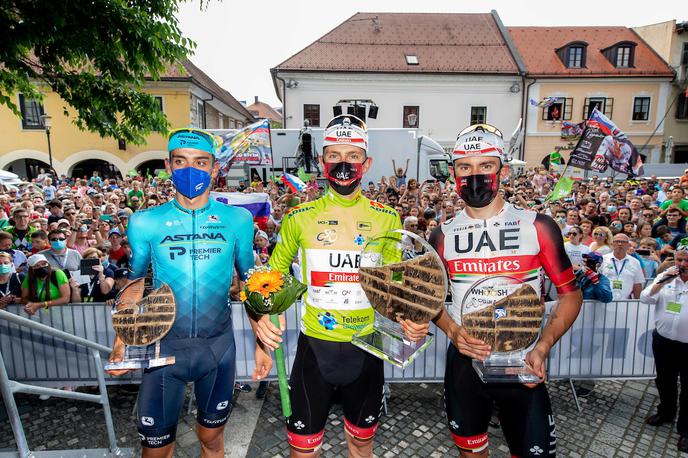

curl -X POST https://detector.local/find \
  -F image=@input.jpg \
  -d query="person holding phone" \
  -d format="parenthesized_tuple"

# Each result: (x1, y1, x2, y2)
(70, 247, 114, 302)
(641, 245, 688, 452)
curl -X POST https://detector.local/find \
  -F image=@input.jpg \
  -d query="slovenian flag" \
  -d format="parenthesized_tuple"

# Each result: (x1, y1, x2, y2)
(210, 192, 272, 229)
(280, 173, 307, 193)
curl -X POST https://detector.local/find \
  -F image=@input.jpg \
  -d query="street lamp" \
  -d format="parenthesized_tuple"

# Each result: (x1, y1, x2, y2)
(39, 114, 54, 174)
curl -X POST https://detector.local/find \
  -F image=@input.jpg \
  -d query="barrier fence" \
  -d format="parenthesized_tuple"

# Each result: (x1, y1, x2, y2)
(0, 299, 657, 387)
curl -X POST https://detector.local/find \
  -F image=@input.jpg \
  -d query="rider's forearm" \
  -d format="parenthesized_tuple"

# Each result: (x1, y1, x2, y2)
(432, 308, 457, 341)
(536, 289, 582, 354)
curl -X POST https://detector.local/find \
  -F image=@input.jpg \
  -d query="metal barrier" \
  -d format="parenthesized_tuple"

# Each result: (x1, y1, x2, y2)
(1, 299, 658, 385)
(0, 308, 132, 458)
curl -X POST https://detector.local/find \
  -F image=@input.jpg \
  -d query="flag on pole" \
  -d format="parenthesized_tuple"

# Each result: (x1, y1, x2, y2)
(568, 108, 644, 177)
(546, 175, 574, 202)
(216, 119, 272, 175)
(210, 192, 272, 229)
(280, 173, 307, 193)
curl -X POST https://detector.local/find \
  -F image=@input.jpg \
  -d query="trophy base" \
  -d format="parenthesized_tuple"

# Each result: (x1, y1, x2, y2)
(472, 358, 541, 384)
(105, 355, 176, 371)
(104, 341, 176, 371)
(351, 324, 434, 369)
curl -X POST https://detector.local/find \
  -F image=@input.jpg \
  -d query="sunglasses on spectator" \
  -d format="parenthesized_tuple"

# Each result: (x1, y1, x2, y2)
(593, 232, 606, 237)
(49, 237, 66, 242)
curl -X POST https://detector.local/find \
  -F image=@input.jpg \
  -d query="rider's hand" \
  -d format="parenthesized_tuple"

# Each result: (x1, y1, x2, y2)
(524, 344, 548, 388)
(253, 344, 273, 381)
(106, 342, 134, 377)
(398, 318, 430, 342)
(255, 314, 285, 351)
(449, 323, 491, 361)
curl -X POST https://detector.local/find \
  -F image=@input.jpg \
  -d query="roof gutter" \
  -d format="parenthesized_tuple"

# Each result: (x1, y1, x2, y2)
(271, 68, 287, 127)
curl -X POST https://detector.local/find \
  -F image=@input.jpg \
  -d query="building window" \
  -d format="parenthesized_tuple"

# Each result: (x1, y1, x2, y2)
(616, 46, 631, 67)
(470, 106, 487, 125)
(405, 54, 419, 65)
(303, 104, 320, 127)
(568, 46, 584, 68)
(192, 99, 205, 128)
(18, 94, 45, 129)
(677, 93, 688, 120)
(585, 97, 606, 118)
(541, 98, 573, 121)
(403, 106, 420, 128)
(154, 96, 163, 112)
(632, 97, 651, 121)
(682, 43, 688, 65)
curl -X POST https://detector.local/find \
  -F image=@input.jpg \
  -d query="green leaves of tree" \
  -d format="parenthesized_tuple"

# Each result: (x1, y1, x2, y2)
(0, 0, 198, 144)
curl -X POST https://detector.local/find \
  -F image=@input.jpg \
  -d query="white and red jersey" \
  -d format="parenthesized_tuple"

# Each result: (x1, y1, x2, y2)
(429, 202, 577, 325)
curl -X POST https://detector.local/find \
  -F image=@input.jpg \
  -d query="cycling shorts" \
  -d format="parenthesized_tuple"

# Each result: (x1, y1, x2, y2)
(136, 331, 236, 448)
(444, 344, 556, 457)
(286, 333, 384, 453)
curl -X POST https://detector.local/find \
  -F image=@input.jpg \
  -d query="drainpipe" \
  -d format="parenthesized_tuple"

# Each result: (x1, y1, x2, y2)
(271, 68, 287, 128)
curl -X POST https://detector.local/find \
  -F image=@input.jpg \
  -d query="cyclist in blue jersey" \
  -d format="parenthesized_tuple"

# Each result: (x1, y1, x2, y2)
(106, 128, 271, 457)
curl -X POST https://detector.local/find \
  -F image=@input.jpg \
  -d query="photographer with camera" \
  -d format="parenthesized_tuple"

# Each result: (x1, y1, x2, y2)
(640, 243, 688, 452)
(575, 252, 612, 303)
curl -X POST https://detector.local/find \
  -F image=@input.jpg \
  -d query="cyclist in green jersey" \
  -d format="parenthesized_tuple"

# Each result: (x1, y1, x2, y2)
(252, 115, 428, 457)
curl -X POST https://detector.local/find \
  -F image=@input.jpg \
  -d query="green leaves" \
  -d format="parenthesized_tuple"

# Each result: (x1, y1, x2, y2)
(0, 0, 198, 144)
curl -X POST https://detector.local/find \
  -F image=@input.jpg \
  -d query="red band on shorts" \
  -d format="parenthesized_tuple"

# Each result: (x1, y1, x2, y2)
(287, 430, 324, 453)
(344, 418, 378, 440)
(451, 432, 489, 452)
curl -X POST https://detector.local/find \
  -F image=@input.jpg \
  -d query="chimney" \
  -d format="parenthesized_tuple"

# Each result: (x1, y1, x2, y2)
(255, 96, 259, 104)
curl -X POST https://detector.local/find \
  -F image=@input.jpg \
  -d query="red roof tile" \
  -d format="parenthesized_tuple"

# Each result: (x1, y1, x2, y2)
(275, 13, 519, 74)
(508, 26, 673, 77)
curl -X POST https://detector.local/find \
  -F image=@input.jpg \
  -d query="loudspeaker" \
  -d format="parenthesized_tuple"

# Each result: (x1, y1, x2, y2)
(333, 106, 342, 117)
(368, 105, 378, 119)
(347, 105, 366, 122)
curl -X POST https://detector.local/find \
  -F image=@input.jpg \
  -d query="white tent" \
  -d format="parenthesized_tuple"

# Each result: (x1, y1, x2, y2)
(0, 170, 22, 185)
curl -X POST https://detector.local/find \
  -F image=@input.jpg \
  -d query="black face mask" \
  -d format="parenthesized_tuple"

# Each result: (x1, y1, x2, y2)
(324, 162, 364, 196)
(34, 267, 49, 279)
(457, 173, 499, 208)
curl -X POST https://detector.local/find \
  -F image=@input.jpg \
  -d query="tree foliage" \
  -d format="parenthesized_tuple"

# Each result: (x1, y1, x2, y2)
(0, 0, 200, 144)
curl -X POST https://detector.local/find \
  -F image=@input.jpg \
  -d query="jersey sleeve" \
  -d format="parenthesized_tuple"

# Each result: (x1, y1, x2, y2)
(269, 211, 301, 274)
(233, 208, 255, 281)
(126, 211, 151, 280)
(534, 213, 578, 295)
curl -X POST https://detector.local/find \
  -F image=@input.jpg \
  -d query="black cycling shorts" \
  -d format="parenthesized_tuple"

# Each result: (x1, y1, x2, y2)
(286, 333, 384, 453)
(444, 344, 556, 457)
(136, 331, 236, 448)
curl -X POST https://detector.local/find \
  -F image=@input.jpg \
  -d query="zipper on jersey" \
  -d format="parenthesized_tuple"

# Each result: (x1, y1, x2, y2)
(191, 209, 197, 338)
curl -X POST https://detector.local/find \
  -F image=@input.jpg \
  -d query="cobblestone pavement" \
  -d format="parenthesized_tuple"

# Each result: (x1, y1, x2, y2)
(247, 380, 688, 458)
(1, 380, 688, 457)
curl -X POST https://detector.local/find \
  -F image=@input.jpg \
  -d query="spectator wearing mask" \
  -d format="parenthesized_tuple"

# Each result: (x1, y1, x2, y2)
(21, 254, 70, 315)
(0, 252, 23, 308)
(40, 229, 82, 275)
(0, 231, 27, 273)
(640, 246, 688, 452)
(601, 233, 645, 300)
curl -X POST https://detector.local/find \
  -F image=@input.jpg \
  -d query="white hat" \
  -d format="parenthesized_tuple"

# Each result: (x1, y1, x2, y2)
(322, 115, 368, 152)
(255, 230, 268, 240)
(451, 124, 506, 164)
(27, 254, 48, 267)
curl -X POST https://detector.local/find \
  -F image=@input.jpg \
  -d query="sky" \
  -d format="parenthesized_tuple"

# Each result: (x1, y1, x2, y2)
(177, 0, 684, 108)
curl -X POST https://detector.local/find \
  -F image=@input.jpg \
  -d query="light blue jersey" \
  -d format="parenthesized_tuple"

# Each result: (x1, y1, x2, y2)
(127, 199, 254, 340)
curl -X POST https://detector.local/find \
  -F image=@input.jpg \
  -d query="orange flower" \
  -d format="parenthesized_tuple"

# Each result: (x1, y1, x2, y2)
(246, 270, 284, 298)
(239, 290, 247, 302)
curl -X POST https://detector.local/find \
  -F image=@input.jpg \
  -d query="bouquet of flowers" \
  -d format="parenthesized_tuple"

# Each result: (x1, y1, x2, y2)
(241, 266, 307, 417)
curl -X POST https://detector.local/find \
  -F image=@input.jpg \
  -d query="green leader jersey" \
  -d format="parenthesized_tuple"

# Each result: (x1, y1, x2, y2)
(269, 190, 401, 342)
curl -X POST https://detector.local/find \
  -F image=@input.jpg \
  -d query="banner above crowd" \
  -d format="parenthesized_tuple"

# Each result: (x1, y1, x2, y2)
(569, 108, 644, 177)
(216, 119, 273, 175)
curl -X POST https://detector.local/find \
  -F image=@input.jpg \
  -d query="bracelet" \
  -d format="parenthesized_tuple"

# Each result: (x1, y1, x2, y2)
(43, 301, 48, 310)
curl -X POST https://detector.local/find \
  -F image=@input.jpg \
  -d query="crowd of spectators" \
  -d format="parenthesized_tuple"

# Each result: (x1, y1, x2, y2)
(1, 165, 688, 315)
